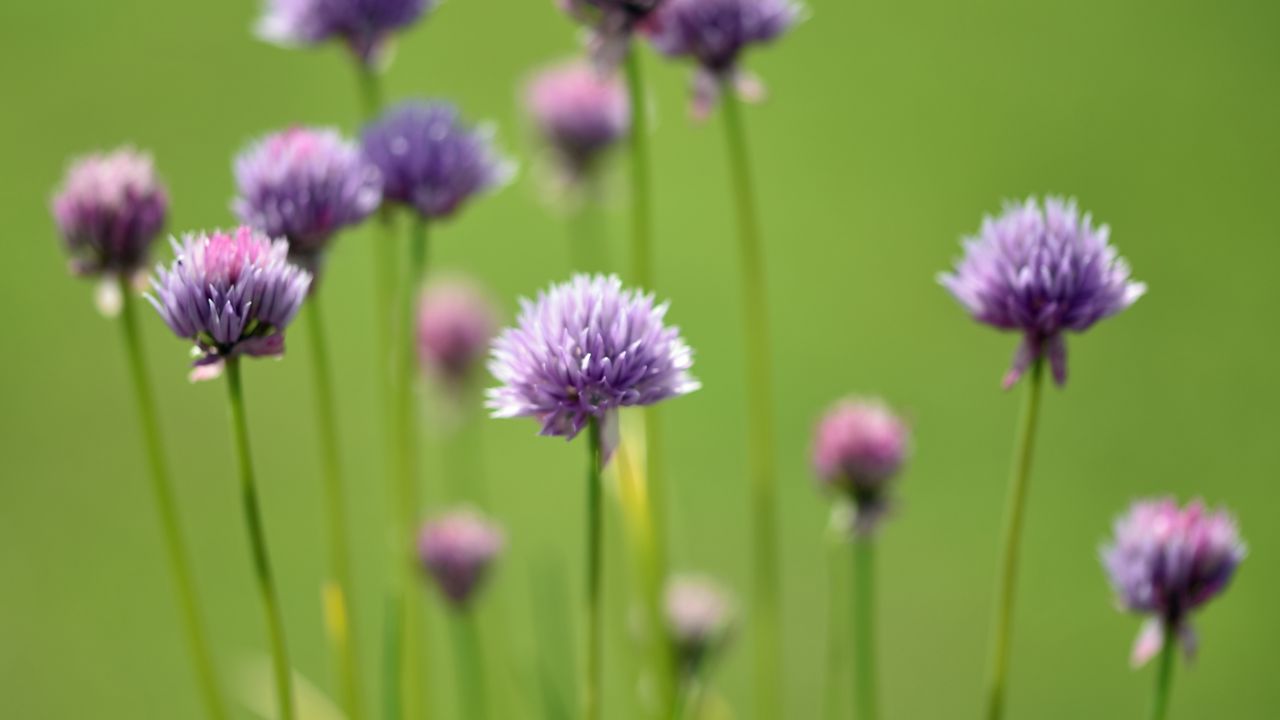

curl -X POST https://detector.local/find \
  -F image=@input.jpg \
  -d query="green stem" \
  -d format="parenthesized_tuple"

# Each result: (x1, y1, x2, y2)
(719, 76, 781, 720)
(450, 613, 489, 720)
(983, 357, 1045, 720)
(568, 163, 609, 274)
(1149, 631, 1175, 720)
(225, 357, 294, 720)
(853, 539, 877, 720)
(356, 63, 385, 124)
(823, 532, 847, 720)
(117, 279, 227, 720)
(624, 45, 653, 288)
(584, 419, 604, 720)
(304, 291, 364, 720)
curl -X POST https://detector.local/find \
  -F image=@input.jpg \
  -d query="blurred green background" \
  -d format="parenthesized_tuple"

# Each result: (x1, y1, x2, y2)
(2, 0, 1278, 718)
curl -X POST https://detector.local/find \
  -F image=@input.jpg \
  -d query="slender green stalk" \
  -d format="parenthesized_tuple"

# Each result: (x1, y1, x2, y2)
(719, 77, 781, 719)
(853, 539, 877, 720)
(357, 63, 385, 122)
(568, 164, 610, 274)
(304, 291, 364, 720)
(623, 46, 654, 287)
(984, 358, 1045, 720)
(449, 613, 489, 720)
(823, 535, 847, 720)
(117, 279, 227, 719)
(584, 419, 605, 720)
(1149, 630, 1175, 720)
(224, 357, 294, 720)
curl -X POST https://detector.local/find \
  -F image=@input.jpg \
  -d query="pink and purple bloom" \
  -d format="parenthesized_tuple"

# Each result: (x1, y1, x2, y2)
(559, 0, 666, 70)
(939, 197, 1146, 389)
(524, 60, 630, 181)
(256, 0, 432, 66)
(1102, 498, 1245, 667)
(665, 575, 735, 673)
(361, 100, 513, 221)
(486, 274, 699, 460)
(233, 127, 382, 273)
(812, 398, 910, 536)
(417, 278, 498, 390)
(418, 509, 505, 609)
(147, 227, 312, 380)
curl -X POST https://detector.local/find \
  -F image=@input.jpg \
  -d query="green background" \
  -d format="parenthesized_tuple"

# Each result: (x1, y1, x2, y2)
(2, 0, 1277, 717)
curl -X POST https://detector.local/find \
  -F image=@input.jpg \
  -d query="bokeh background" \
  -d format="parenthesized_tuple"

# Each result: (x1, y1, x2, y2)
(3, 0, 1278, 718)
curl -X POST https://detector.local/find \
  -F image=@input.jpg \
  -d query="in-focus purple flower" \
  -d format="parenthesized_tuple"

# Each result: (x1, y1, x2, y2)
(939, 197, 1146, 389)
(1102, 498, 1245, 667)
(256, 0, 432, 66)
(559, 0, 665, 70)
(418, 509, 504, 609)
(148, 227, 312, 380)
(525, 60, 629, 182)
(644, 0, 802, 117)
(665, 575, 735, 673)
(487, 274, 699, 461)
(51, 147, 168, 281)
(417, 277, 498, 389)
(361, 100, 514, 221)
(233, 127, 382, 273)
(812, 398, 910, 536)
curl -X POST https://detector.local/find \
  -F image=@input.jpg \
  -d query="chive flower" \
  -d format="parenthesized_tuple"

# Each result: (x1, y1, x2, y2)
(417, 277, 498, 390)
(486, 274, 699, 460)
(524, 60, 630, 183)
(559, 0, 665, 69)
(233, 126, 382, 273)
(1102, 498, 1245, 667)
(147, 227, 312, 380)
(418, 509, 505, 610)
(257, 0, 433, 66)
(939, 197, 1146, 389)
(665, 575, 735, 674)
(361, 100, 513, 221)
(812, 398, 910, 536)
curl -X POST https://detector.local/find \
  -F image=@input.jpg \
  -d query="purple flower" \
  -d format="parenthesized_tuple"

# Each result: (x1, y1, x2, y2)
(233, 127, 382, 272)
(559, 0, 666, 69)
(417, 277, 498, 389)
(1102, 498, 1245, 667)
(51, 147, 168, 280)
(644, 0, 801, 116)
(257, 0, 432, 66)
(418, 509, 504, 609)
(147, 227, 312, 380)
(487, 274, 699, 461)
(525, 60, 629, 181)
(665, 575, 735, 672)
(361, 100, 513, 221)
(939, 197, 1146, 389)
(812, 398, 910, 536)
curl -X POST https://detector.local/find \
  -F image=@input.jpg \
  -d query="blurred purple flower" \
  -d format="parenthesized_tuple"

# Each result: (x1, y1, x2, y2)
(487, 274, 699, 461)
(1102, 498, 1245, 667)
(559, 0, 665, 70)
(665, 575, 735, 673)
(812, 398, 909, 536)
(233, 127, 382, 273)
(939, 197, 1146, 389)
(257, 0, 432, 66)
(418, 509, 504, 609)
(418, 277, 498, 389)
(361, 100, 513, 221)
(147, 227, 312, 380)
(525, 60, 629, 181)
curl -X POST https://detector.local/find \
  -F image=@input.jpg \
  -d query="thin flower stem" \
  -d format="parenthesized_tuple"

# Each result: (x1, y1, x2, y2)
(823, 533, 847, 720)
(450, 613, 489, 720)
(624, 45, 654, 288)
(568, 163, 609, 274)
(853, 538, 877, 720)
(357, 62, 385, 125)
(1149, 629, 1176, 720)
(719, 77, 781, 719)
(584, 418, 604, 720)
(225, 356, 295, 720)
(304, 290, 365, 720)
(117, 279, 228, 720)
(984, 357, 1045, 720)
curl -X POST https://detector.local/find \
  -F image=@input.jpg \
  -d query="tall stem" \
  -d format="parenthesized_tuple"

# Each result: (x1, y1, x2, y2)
(225, 357, 294, 720)
(305, 290, 364, 720)
(450, 613, 489, 720)
(719, 77, 781, 719)
(983, 357, 1045, 720)
(117, 279, 227, 719)
(823, 532, 847, 720)
(584, 419, 605, 720)
(852, 538, 877, 720)
(1149, 629, 1175, 720)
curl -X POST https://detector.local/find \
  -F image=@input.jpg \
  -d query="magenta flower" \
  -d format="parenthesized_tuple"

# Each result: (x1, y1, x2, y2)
(417, 277, 498, 390)
(665, 575, 735, 673)
(812, 398, 910, 536)
(418, 509, 504, 609)
(940, 197, 1146, 389)
(525, 60, 629, 182)
(147, 227, 312, 380)
(257, 0, 432, 66)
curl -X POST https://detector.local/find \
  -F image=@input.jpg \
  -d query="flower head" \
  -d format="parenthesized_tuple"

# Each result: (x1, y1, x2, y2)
(257, 0, 432, 66)
(233, 127, 382, 271)
(524, 60, 629, 181)
(665, 575, 735, 673)
(939, 197, 1146, 389)
(51, 147, 168, 279)
(644, 0, 801, 116)
(559, 0, 666, 69)
(1102, 498, 1245, 667)
(418, 277, 498, 389)
(487, 274, 699, 460)
(361, 100, 513, 221)
(147, 227, 312, 380)
(812, 398, 909, 536)
(418, 509, 504, 609)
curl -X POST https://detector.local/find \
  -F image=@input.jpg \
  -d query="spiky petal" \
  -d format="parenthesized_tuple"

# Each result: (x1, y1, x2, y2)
(524, 60, 629, 182)
(257, 0, 432, 66)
